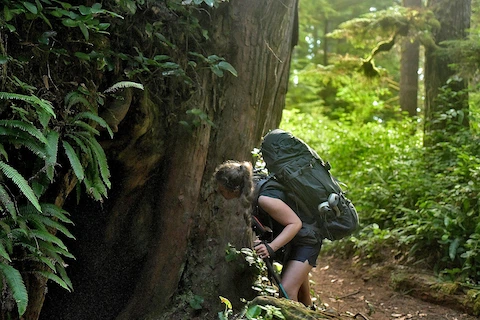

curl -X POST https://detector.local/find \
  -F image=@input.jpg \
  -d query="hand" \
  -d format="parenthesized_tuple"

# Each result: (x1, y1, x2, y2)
(254, 241, 273, 259)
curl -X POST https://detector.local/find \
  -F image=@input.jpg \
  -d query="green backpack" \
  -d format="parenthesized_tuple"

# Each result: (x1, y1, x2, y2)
(260, 129, 359, 241)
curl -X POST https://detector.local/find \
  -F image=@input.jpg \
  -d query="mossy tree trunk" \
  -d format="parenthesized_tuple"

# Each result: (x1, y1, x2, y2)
(40, 1, 298, 319)
(400, 0, 422, 117)
(424, 0, 471, 144)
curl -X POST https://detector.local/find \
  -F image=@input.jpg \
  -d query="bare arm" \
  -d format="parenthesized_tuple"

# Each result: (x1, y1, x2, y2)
(255, 195, 302, 255)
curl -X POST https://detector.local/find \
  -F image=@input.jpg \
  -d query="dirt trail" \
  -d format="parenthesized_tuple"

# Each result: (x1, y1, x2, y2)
(311, 255, 477, 320)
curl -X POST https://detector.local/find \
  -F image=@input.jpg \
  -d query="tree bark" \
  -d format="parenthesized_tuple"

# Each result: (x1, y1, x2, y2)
(400, 0, 422, 117)
(424, 0, 471, 141)
(40, 0, 298, 319)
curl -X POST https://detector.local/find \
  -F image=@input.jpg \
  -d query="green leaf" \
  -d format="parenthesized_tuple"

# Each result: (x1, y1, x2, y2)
(38, 271, 72, 292)
(0, 263, 28, 316)
(56, 263, 73, 290)
(41, 204, 73, 225)
(246, 305, 262, 318)
(0, 184, 17, 221)
(0, 161, 41, 212)
(4, 6, 14, 21)
(79, 22, 89, 41)
(0, 120, 48, 144)
(74, 112, 113, 138)
(23, 2, 38, 14)
(74, 52, 91, 60)
(62, 18, 79, 27)
(0, 92, 55, 118)
(45, 130, 59, 182)
(0, 242, 12, 262)
(449, 238, 461, 261)
(62, 141, 85, 180)
(218, 61, 237, 77)
(30, 229, 68, 251)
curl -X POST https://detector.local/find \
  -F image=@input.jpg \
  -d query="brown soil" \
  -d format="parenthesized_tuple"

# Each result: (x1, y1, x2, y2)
(311, 255, 478, 320)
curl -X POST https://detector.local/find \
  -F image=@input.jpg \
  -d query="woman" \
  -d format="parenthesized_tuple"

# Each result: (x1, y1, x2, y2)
(214, 160, 322, 307)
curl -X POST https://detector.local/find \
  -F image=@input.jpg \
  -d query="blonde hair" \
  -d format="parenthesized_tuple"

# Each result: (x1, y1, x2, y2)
(214, 160, 254, 202)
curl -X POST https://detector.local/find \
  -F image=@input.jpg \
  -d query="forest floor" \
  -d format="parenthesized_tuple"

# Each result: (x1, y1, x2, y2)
(311, 255, 478, 320)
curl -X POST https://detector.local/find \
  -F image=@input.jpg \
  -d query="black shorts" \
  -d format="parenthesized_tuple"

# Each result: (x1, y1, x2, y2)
(288, 242, 322, 267)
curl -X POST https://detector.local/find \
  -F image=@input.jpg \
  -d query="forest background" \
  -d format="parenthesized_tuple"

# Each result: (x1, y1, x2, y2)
(0, 0, 479, 319)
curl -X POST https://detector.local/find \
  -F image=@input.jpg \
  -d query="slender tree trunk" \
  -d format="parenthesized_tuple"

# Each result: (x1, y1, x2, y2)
(40, 1, 298, 319)
(400, 0, 422, 117)
(424, 0, 471, 143)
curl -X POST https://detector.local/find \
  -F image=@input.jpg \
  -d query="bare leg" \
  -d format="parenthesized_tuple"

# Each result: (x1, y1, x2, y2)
(297, 273, 312, 306)
(280, 260, 312, 302)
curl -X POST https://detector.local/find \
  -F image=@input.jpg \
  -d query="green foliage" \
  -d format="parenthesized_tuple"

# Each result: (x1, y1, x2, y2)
(282, 83, 480, 284)
(224, 244, 279, 297)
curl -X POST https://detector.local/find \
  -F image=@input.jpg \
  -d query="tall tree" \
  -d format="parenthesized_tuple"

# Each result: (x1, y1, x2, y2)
(37, 1, 299, 319)
(424, 0, 471, 142)
(400, 0, 422, 116)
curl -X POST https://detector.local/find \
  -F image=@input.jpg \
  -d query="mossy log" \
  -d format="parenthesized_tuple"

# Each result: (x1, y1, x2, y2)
(390, 266, 480, 316)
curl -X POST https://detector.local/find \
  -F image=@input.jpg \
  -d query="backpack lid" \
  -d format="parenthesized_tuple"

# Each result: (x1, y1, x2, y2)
(261, 129, 321, 173)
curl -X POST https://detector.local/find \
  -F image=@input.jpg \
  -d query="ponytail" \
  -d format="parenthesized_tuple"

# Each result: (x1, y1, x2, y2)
(214, 160, 254, 201)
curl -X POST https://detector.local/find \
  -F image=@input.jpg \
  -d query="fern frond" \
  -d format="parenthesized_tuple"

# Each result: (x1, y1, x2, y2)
(30, 229, 68, 251)
(78, 133, 111, 189)
(103, 81, 144, 93)
(62, 140, 85, 181)
(65, 134, 91, 159)
(0, 184, 18, 221)
(0, 143, 7, 161)
(45, 130, 59, 182)
(0, 263, 28, 316)
(72, 120, 100, 136)
(39, 240, 74, 260)
(0, 92, 55, 119)
(38, 270, 72, 292)
(40, 204, 73, 225)
(23, 211, 75, 239)
(0, 241, 12, 262)
(56, 263, 73, 291)
(64, 91, 93, 110)
(82, 176, 103, 201)
(0, 127, 48, 160)
(0, 120, 48, 144)
(38, 256, 56, 272)
(74, 111, 114, 138)
(0, 161, 42, 212)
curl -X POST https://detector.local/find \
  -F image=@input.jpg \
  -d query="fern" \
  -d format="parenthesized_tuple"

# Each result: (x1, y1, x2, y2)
(45, 130, 60, 182)
(0, 143, 7, 160)
(0, 241, 12, 262)
(0, 120, 48, 144)
(65, 134, 91, 159)
(74, 111, 114, 138)
(78, 133, 111, 188)
(62, 140, 85, 181)
(64, 91, 93, 110)
(0, 126, 48, 159)
(22, 211, 75, 240)
(0, 161, 42, 212)
(0, 263, 28, 316)
(40, 203, 74, 225)
(38, 270, 72, 292)
(0, 92, 55, 119)
(72, 120, 100, 136)
(0, 183, 17, 221)
(38, 240, 74, 260)
(29, 229, 68, 251)
(103, 81, 144, 93)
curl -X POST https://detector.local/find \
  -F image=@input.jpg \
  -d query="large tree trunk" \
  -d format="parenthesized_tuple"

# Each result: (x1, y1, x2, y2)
(40, 1, 298, 319)
(400, 0, 422, 117)
(424, 0, 471, 143)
